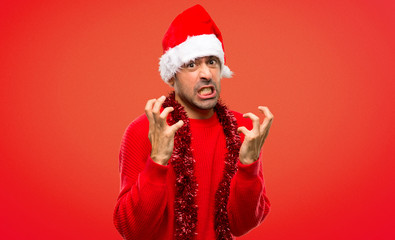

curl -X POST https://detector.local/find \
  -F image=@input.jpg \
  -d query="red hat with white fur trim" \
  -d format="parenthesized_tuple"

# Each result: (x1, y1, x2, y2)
(159, 4, 233, 82)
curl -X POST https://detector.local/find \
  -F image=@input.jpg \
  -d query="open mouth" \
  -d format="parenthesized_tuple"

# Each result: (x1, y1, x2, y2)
(198, 87, 213, 95)
(197, 86, 216, 99)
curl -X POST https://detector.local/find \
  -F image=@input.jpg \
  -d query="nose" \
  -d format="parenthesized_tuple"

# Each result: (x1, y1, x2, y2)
(198, 63, 212, 80)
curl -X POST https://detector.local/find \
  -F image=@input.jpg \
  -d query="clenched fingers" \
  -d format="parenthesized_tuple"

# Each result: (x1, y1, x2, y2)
(237, 126, 249, 135)
(160, 107, 174, 119)
(145, 98, 157, 124)
(145, 96, 168, 126)
(145, 96, 184, 165)
(258, 106, 274, 132)
(170, 120, 184, 134)
(152, 96, 166, 118)
(242, 112, 260, 134)
(239, 106, 274, 137)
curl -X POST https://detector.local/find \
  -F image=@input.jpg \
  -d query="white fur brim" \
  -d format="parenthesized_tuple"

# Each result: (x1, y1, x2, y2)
(159, 34, 233, 82)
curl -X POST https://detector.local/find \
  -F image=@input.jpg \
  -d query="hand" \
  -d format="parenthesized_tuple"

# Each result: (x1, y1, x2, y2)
(145, 96, 184, 165)
(237, 106, 274, 165)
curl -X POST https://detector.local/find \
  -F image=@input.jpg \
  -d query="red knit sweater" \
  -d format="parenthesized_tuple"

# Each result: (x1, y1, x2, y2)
(114, 111, 270, 240)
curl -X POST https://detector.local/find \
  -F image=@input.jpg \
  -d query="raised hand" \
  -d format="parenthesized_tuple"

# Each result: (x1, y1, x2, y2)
(237, 106, 274, 165)
(145, 96, 184, 165)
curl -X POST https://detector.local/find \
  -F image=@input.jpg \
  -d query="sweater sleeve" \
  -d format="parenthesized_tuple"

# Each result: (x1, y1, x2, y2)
(113, 115, 169, 240)
(228, 159, 270, 237)
(227, 111, 271, 237)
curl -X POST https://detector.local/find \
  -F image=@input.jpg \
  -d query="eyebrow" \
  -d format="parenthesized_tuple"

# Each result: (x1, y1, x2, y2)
(193, 56, 218, 62)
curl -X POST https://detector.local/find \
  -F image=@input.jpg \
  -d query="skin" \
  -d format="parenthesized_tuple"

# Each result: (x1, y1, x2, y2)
(145, 56, 274, 166)
(169, 56, 221, 119)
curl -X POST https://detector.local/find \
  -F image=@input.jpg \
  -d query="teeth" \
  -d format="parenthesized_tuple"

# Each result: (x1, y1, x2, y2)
(199, 87, 212, 95)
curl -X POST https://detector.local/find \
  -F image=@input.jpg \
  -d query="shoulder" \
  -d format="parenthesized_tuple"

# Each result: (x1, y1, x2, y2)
(118, 114, 151, 177)
(121, 114, 150, 146)
(125, 114, 149, 133)
(230, 110, 253, 130)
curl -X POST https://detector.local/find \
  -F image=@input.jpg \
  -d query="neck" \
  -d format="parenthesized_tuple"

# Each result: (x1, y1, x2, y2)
(175, 94, 215, 119)
(186, 108, 214, 120)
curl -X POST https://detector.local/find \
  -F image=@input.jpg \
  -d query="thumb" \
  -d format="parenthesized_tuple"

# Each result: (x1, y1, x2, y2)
(237, 126, 249, 136)
(171, 120, 184, 132)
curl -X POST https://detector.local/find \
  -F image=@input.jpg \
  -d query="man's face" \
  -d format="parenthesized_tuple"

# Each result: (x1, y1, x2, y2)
(170, 56, 222, 115)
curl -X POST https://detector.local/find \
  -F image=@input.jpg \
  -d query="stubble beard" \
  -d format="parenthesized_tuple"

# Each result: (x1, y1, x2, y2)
(177, 90, 219, 112)
(192, 80, 220, 110)
(174, 76, 221, 113)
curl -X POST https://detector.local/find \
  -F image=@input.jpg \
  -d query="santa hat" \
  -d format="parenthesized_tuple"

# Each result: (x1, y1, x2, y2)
(159, 4, 233, 83)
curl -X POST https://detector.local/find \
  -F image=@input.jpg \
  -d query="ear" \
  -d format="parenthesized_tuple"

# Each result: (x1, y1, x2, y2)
(168, 77, 175, 87)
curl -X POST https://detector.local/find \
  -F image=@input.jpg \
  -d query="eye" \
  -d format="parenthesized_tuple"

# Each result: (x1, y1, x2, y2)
(182, 60, 196, 69)
(208, 58, 218, 66)
(187, 62, 196, 68)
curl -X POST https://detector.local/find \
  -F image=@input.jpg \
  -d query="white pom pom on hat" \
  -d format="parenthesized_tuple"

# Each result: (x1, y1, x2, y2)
(159, 4, 233, 83)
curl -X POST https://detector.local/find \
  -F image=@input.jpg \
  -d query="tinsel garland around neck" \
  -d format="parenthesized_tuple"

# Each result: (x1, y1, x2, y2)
(162, 92, 241, 240)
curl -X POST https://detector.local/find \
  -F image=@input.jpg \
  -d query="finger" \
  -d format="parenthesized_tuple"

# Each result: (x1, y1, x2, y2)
(237, 126, 249, 136)
(258, 106, 274, 132)
(258, 106, 274, 119)
(144, 98, 157, 123)
(152, 95, 166, 115)
(159, 107, 174, 120)
(243, 112, 260, 134)
(260, 120, 273, 137)
(170, 120, 184, 133)
(259, 122, 272, 147)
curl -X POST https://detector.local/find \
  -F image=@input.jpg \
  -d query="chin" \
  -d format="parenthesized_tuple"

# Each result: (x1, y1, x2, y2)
(196, 99, 218, 110)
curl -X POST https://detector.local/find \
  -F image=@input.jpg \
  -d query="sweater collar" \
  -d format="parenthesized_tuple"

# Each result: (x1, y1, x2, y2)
(189, 111, 219, 128)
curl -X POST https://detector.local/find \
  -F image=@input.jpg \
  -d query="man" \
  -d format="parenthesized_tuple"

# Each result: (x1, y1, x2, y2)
(114, 4, 273, 240)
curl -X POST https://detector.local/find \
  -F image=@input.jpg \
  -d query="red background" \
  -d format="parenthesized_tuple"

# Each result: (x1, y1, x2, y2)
(1, 0, 394, 239)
